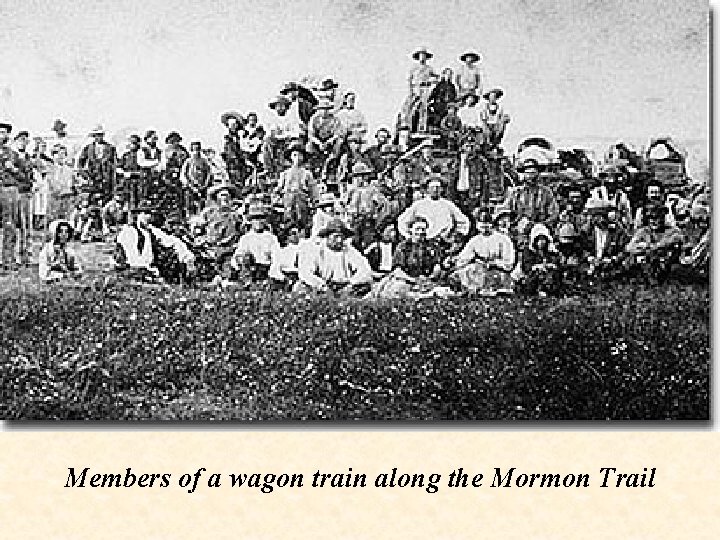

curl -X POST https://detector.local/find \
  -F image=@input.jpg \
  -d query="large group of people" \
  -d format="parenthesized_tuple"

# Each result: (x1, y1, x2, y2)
(0, 46, 710, 298)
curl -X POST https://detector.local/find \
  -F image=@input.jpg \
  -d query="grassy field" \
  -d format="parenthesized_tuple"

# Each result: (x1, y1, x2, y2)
(0, 264, 709, 421)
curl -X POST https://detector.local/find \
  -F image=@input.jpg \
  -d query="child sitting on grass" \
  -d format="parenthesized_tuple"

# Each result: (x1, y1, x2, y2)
(38, 219, 83, 283)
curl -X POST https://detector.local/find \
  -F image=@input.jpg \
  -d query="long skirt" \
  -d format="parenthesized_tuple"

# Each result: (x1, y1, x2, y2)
(369, 269, 454, 299)
(453, 263, 513, 294)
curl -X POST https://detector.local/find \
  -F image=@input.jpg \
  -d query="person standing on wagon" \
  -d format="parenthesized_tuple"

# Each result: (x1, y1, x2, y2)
(456, 50, 483, 100)
(401, 46, 439, 134)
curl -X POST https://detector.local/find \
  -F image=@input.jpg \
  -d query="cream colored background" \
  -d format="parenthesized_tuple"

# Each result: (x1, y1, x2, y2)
(1, 433, 718, 538)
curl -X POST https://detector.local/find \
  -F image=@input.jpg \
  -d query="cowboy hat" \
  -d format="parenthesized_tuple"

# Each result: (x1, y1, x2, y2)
(516, 158, 541, 172)
(127, 134, 141, 144)
(318, 193, 337, 207)
(583, 198, 612, 215)
(343, 88, 357, 98)
(483, 87, 504, 100)
(207, 182, 238, 199)
(284, 141, 307, 161)
(0, 121, 12, 132)
(317, 78, 339, 91)
(461, 92, 480, 104)
(220, 111, 244, 126)
(557, 223, 578, 241)
(88, 124, 105, 136)
(493, 205, 517, 223)
(351, 162, 374, 176)
(318, 218, 354, 238)
(268, 95, 291, 109)
(460, 50, 482, 62)
(412, 46, 433, 60)
(14, 130, 29, 140)
(165, 131, 182, 144)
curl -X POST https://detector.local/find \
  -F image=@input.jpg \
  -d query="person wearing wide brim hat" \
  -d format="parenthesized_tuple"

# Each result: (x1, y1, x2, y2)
(0, 121, 12, 133)
(88, 124, 105, 137)
(229, 202, 279, 284)
(412, 46, 434, 60)
(165, 131, 182, 145)
(317, 218, 355, 239)
(268, 94, 292, 110)
(457, 50, 483, 102)
(38, 218, 83, 283)
(207, 182, 239, 200)
(316, 78, 339, 92)
(220, 111, 244, 127)
(493, 205, 517, 225)
(459, 50, 482, 63)
(482, 87, 504, 100)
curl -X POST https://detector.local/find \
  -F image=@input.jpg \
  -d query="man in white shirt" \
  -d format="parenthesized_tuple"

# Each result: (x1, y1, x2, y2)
(458, 93, 482, 131)
(397, 178, 470, 242)
(268, 225, 306, 290)
(295, 218, 373, 296)
(114, 201, 195, 282)
(230, 204, 280, 283)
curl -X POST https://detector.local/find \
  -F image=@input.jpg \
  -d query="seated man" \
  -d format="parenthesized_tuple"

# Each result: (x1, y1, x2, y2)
(452, 208, 515, 296)
(626, 205, 684, 283)
(38, 219, 83, 283)
(198, 182, 244, 275)
(101, 190, 128, 238)
(306, 99, 346, 180)
(397, 177, 470, 243)
(69, 192, 104, 242)
(114, 201, 195, 283)
(230, 205, 280, 284)
(268, 225, 305, 291)
(295, 218, 373, 296)
(580, 201, 630, 281)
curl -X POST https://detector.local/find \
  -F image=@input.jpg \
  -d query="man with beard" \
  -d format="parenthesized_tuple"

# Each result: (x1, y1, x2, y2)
(363, 127, 392, 173)
(633, 180, 675, 230)
(0, 121, 23, 270)
(77, 125, 117, 198)
(295, 218, 373, 296)
(114, 200, 195, 283)
(397, 177, 470, 243)
(626, 204, 684, 283)
(590, 165, 632, 229)
(198, 182, 243, 279)
(504, 158, 560, 236)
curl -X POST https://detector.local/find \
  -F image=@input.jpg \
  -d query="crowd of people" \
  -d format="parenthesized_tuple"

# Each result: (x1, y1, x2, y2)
(0, 46, 710, 298)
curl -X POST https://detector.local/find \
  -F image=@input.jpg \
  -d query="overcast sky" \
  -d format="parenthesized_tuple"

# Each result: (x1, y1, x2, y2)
(0, 0, 708, 153)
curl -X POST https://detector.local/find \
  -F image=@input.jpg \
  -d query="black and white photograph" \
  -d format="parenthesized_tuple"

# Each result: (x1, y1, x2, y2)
(0, 0, 710, 420)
